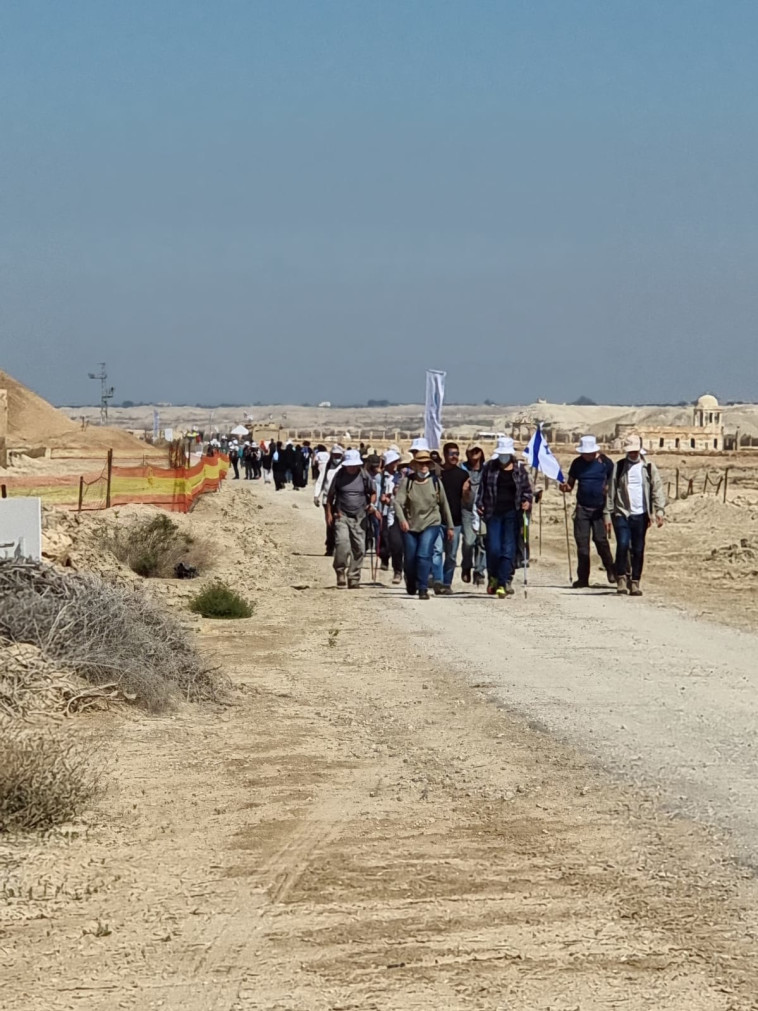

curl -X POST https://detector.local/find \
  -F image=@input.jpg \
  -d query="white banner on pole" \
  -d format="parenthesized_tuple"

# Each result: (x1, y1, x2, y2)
(424, 369, 446, 450)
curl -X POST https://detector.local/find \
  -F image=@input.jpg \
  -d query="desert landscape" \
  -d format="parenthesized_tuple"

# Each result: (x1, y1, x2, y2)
(3, 371, 758, 1009)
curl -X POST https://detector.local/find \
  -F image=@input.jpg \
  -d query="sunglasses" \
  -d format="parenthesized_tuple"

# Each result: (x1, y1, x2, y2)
(446, 450, 460, 457)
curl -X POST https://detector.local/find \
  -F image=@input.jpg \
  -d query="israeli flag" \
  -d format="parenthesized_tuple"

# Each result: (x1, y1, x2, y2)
(524, 425, 565, 483)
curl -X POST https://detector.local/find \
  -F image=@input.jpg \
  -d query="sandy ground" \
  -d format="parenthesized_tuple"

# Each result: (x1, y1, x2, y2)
(4, 482, 758, 1009)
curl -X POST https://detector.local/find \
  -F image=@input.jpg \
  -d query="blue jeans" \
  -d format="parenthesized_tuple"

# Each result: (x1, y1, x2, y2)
(613, 513, 648, 581)
(485, 510, 518, 587)
(403, 526, 439, 594)
(431, 525, 445, 585)
(443, 525, 462, 586)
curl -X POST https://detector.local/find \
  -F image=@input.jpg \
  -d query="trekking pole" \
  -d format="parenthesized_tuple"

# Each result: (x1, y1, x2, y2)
(562, 493, 573, 584)
(523, 513, 530, 598)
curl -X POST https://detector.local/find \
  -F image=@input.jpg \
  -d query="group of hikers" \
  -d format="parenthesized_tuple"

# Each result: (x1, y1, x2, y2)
(222, 438, 317, 489)
(300, 433, 666, 600)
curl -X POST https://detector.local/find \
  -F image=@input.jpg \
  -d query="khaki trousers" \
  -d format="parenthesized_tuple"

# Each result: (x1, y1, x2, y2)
(333, 512, 367, 585)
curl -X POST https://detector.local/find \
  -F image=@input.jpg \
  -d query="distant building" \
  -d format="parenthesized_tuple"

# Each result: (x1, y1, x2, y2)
(318, 401, 332, 408)
(615, 394, 725, 453)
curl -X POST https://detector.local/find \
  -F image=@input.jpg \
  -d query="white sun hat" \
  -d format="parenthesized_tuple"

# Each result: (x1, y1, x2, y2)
(576, 435, 600, 454)
(342, 449, 363, 466)
(410, 437, 430, 452)
(331, 444, 345, 456)
(493, 436, 515, 458)
(383, 449, 401, 465)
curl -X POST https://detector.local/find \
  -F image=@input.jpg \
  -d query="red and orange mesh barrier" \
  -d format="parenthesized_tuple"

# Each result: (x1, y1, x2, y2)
(1, 454, 229, 513)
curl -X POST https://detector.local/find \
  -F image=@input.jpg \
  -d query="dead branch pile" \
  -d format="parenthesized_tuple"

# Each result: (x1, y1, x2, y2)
(0, 560, 225, 712)
(0, 640, 124, 720)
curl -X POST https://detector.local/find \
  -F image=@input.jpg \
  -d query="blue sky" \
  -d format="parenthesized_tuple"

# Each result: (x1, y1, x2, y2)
(1, 1, 756, 406)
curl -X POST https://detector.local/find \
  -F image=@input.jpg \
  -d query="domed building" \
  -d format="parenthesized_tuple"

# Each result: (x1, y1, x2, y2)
(615, 394, 725, 453)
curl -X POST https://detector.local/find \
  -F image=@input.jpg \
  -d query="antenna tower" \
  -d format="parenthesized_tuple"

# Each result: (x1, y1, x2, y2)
(87, 363, 115, 424)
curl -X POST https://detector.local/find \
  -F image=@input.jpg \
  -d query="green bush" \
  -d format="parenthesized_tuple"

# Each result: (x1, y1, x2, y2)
(188, 581, 254, 620)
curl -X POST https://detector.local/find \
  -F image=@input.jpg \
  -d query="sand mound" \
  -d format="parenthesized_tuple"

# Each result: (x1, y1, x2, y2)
(0, 369, 78, 444)
(0, 370, 161, 458)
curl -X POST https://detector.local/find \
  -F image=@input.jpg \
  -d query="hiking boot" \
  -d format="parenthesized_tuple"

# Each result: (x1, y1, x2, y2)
(438, 585, 453, 596)
(418, 589, 430, 600)
(572, 580, 589, 589)
(433, 581, 445, 596)
(380, 562, 389, 572)
(392, 572, 403, 585)
(461, 568, 472, 584)
(606, 569, 616, 585)
(496, 586, 506, 599)
(616, 576, 628, 595)
(487, 577, 498, 596)
(505, 581, 515, 596)
(348, 583, 361, 590)
(336, 569, 347, 588)
(629, 580, 643, 597)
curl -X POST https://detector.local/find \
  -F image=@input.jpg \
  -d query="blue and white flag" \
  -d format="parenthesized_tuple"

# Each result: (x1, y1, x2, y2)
(424, 369, 446, 450)
(524, 425, 565, 483)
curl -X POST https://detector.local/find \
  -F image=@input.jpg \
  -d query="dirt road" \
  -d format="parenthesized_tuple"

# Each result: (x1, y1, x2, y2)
(4, 481, 758, 1010)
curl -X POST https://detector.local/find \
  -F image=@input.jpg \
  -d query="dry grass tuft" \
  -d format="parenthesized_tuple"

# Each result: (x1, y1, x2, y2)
(0, 721, 99, 832)
(99, 513, 213, 579)
(0, 560, 227, 712)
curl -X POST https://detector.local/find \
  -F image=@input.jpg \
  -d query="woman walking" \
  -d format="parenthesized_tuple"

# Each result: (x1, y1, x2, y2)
(476, 437, 533, 598)
(394, 451, 454, 601)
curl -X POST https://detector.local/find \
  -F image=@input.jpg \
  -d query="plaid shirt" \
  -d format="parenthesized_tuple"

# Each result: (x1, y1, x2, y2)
(476, 460, 533, 520)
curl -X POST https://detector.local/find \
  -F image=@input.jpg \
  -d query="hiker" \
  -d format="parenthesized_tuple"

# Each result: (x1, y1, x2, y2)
(242, 443, 255, 480)
(261, 440, 274, 484)
(461, 445, 487, 585)
(394, 451, 454, 601)
(378, 449, 404, 583)
(228, 442, 240, 479)
(272, 441, 287, 490)
(292, 444, 307, 490)
(312, 444, 328, 482)
(326, 449, 376, 588)
(300, 441, 312, 486)
(560, 435, 615, 588)
(251, 444, 261, 480)
(476, 437, 533, 598)
(364, 454, 383, 558)
(607, 435, 666, 597)
(439, 442, 469, 592)
(313, 445, 345, 557)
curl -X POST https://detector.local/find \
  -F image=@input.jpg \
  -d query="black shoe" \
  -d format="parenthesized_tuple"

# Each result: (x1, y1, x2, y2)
(406, 582, 417, 596)
(572, 580, 589, 589)
(418, 589, 430, 600)
(606, 569, 617, 584)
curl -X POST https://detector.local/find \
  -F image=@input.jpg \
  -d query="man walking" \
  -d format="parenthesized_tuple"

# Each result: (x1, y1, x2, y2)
(326, 449, 376, 589)
(460, 445, 486, 585)
(560, 435, 615, 588)
(607, 435, 665, 596)
(313, 445, 344, 556)
(438, 442, 468, 593)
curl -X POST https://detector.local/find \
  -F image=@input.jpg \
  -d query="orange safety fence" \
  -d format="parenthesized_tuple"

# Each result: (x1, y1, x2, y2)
(0, 454, 229, 513)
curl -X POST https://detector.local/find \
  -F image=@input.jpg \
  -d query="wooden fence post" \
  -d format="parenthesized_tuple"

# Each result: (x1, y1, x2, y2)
(105, 449, 113, 509)
(723, 467, 729, 504)
(1, 484, 6, 499)
(78, 476, 84, 513)
(675, 468, 680, 500)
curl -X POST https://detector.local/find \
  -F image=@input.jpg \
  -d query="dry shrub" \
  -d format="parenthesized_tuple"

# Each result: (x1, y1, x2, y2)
(0, 722, 98, 832)
(0, 560, 226, 712)
(100, 513, 212, 578)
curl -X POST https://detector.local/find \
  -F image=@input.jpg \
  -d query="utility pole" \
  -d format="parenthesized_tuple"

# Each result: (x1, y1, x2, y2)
(87, 363, 115, 425)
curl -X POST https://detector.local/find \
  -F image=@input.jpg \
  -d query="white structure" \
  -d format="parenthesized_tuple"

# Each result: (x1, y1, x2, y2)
(615, 394, 725, 453)
(0, 498, 42, 561)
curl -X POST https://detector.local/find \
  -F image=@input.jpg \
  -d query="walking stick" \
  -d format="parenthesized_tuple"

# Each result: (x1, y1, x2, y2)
(523, 513, 530, 598)
(562, 493, 573, 584)
(539, 495, 543, 557)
